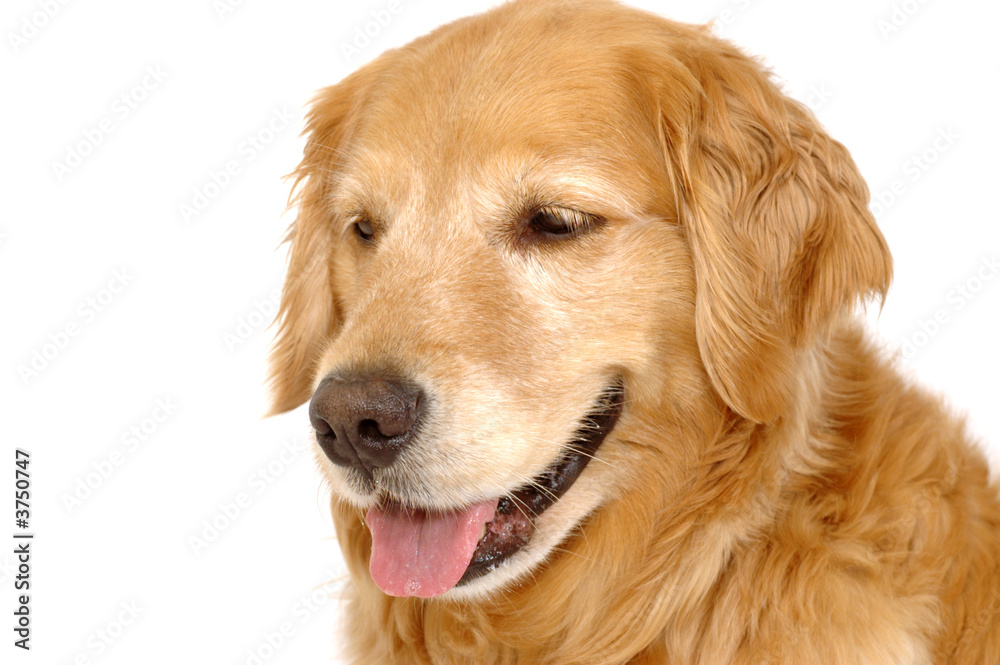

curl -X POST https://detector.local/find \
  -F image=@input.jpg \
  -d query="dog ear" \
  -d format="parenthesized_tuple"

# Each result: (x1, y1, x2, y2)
(267, 70, 373, 415)
(658, 38, 892, 424)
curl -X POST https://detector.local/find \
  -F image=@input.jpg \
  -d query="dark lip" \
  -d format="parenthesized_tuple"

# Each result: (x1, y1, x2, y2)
(457, 382, 625, 586)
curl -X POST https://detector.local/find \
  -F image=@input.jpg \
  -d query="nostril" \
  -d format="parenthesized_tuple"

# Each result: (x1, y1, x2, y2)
(311, 415, 333, 437)
(358, 419, 383, 441)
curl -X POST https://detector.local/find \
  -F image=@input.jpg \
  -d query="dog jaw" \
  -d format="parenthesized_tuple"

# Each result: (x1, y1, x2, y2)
(315, 380, 628, 600)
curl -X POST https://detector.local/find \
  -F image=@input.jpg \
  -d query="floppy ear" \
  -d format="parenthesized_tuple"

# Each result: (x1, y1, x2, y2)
(267, 69, 374, 415)
(659, 37, 892, 424)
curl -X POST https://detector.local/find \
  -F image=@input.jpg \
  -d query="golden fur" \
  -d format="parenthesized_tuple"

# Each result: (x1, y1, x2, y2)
(268, 1, 1000, 662)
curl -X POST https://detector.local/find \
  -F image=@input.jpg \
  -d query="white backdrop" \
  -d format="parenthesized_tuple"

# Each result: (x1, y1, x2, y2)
(2, 0, 998, 663)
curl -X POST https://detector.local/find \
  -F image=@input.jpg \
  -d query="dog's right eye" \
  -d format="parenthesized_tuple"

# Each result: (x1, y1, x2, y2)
(353, 218, 375, 242)
(528, 210, 575, 236)
(521, 206, 604, 243)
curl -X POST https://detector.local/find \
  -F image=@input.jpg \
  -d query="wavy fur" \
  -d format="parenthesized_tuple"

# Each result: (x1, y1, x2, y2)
(269, 1, 1000, 663)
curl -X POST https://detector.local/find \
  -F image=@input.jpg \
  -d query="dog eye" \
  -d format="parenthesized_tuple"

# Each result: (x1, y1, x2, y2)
(353, 218, 375, 242)
(523, 207, 602, 241)
(529, 210, 574, 236)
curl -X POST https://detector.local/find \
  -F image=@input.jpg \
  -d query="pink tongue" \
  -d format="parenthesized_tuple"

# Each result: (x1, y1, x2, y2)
(366, 498, 499, 598)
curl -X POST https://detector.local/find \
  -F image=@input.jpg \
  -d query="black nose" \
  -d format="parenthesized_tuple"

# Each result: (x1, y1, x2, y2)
(308, 377, 424, 478)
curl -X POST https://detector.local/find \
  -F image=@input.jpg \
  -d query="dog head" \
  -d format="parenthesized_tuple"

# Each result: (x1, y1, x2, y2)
(269, 0, 890, 602)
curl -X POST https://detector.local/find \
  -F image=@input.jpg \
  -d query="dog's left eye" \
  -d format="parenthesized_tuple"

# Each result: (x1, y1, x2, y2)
(523, 207, 601, 241)
(353, 218, 375, 242)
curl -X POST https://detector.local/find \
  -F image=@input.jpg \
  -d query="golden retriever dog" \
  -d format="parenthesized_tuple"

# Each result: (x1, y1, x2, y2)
(267, 0, 1000, 662)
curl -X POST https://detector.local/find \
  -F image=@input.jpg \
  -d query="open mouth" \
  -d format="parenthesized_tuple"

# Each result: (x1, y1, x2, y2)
(364, 383, 624, 598)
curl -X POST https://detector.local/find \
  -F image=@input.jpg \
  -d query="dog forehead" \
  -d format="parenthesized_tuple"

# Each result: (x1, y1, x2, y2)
(338, 22, 668, 223)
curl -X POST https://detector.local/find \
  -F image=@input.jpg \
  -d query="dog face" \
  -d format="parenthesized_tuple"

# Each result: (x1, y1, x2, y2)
(270, 0, 890, 601)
